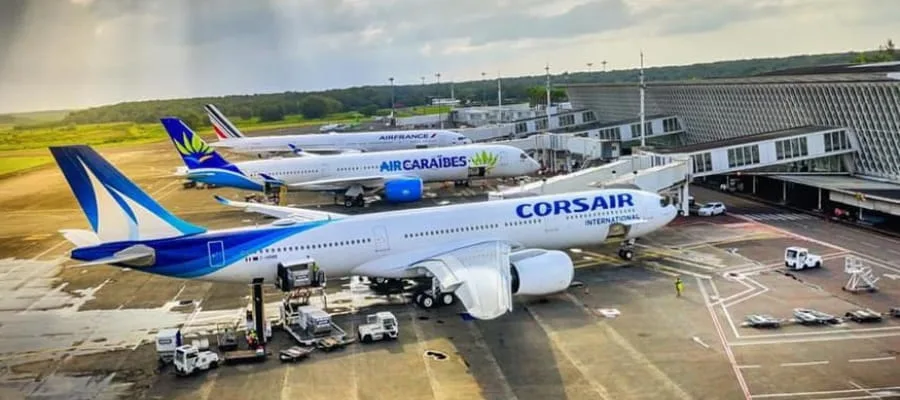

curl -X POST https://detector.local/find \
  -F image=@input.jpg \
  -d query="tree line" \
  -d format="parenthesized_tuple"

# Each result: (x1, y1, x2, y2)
(48, 44, 894, 127)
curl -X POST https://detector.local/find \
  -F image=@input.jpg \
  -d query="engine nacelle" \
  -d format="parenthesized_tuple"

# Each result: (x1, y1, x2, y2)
(509, 249, 574, 296)
(383, 177, 424, 203)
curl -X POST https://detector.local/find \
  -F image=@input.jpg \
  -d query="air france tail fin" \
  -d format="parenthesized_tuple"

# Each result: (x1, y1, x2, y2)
(160, 117, 233, 170)
(49, 146, 206, 243)
(205, 104, 245, 139)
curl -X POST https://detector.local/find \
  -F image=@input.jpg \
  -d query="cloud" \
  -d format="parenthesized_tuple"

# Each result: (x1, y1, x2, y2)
(0, 0, 896, 113)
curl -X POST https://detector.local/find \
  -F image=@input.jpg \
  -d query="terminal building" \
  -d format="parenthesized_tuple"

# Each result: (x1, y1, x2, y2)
(564, 62, 900, 227)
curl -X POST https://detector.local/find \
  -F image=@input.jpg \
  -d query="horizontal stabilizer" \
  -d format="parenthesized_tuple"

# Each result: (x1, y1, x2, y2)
(259, 173, 283, 185)
(60, 229, 102, 247)
(72, 244, 155, 267)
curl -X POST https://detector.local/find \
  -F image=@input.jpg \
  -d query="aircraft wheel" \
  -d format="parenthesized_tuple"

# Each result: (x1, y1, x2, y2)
(440, 293, 455, 306)
(420, 295, 435, 309)
(414, 293, 424, 305)
(619, 249, 634, 261)
(343, 198, 354, 208)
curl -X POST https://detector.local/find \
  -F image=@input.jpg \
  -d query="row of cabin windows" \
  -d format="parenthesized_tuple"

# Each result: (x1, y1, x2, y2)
(243, 238, 374, 261)
(564, 208, 634, 220)
(337, 165, 378, 172)
(251, 170, 319, 177)
(404, 224, 501, 238)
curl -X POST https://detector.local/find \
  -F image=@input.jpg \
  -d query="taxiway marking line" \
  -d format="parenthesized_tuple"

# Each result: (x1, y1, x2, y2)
(848, 356, 896, 363)
(731, 331, 900, 346)
(409, 309, 445, 400)
(848, 381, 884, 400)
(780, 360, 828, 367)
(750, 386, 900, 399)
(698, 278, 751, 400)
(527, 300, 614, 400)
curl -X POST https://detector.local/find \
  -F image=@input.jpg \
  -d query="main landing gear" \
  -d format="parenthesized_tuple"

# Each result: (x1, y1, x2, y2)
(343, 194, 365, 208)
(617, 239, 637, 261)
(413, 278, 456, 310)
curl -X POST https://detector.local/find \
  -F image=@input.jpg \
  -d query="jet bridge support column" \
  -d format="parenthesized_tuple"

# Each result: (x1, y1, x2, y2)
(251, 278, 266, 346)
(679, 182, 690, 216)
(781, 180, 787, 204)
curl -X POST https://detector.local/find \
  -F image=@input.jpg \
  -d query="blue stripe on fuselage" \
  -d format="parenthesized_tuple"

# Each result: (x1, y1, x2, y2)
(71, 219, 334, 278)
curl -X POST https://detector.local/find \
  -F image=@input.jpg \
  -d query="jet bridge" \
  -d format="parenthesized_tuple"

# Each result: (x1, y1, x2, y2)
(489, 153, 693, 215)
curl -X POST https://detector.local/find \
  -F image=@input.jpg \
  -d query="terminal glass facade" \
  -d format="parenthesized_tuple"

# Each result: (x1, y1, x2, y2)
(567, 77, 900, 182)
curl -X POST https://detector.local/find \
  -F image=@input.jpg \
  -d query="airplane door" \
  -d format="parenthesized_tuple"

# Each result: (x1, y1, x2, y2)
(468, 167, 486, 178)
(207, 241, 225, 268)
(543, 216, 559, 234)
(372, 226, 390, 252)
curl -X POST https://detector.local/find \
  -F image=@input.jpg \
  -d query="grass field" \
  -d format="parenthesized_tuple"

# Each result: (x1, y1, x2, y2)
(0, 105, 448, 176)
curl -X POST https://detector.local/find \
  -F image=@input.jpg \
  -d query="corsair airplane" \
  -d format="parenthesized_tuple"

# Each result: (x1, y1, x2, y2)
(163, 117, 539, 207)
(205, 104, 472, 157)
(50, 145, 678, 320)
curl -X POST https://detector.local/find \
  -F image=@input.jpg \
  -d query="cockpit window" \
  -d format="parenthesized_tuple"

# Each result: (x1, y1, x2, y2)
(519, 153, 528, 159)
(660, 196, 672, 207)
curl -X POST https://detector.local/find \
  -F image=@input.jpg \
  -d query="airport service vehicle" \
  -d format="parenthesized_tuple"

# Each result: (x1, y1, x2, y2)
(697, 202, 726, 216)
(891, 307, 900, 318)
(278, 346, 313, 363)
(156, 328, 183, 363)
(844, 309, 883, 323)
(215, 323, 239, 351)
(358, 312, 399, 343)
(784, 247, 823, 270)
(49, 145, 678, 321)
(205, 104, 471, 157)
(173, 345, 220, 376)
(162, 117, 537, 208)
(743, 314, 783, 329)
(279, 301, 348, 346)
(793, 308, 839, 325)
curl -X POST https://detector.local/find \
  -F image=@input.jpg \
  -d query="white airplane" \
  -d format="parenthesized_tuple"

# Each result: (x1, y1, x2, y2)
(205, 104, 472, 157)
(162, 117, 539, 207)
(49, 145, 679, 320)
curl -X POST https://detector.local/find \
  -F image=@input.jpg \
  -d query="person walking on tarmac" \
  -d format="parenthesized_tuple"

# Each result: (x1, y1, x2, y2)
(675, 277, 685, 297)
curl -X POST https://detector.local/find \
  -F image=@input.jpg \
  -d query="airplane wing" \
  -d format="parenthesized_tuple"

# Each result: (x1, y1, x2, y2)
(411, 241, 514, 320)
(355, 240, 515, 320)
(287, 175, 387, 189)
(213, 195, 347, 221)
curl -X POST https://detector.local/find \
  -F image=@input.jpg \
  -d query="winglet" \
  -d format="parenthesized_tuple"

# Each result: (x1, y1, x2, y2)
(213, 194, 232, 205)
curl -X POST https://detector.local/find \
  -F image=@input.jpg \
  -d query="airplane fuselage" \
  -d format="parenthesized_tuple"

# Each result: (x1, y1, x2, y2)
(72, 189, 678, 284)
(188, 144, 539, 192)
(213, 130, 470, 155)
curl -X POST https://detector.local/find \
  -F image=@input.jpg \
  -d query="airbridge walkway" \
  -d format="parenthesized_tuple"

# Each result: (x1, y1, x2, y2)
(486, 124, 900, 219)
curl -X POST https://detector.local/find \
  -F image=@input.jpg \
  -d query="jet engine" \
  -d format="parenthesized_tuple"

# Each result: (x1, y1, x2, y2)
(509, 249, 574, 296)
(383, 177, 424, 203)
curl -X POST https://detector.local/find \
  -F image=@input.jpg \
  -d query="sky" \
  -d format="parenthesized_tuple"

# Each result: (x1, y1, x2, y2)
(0, 0, 897, 114)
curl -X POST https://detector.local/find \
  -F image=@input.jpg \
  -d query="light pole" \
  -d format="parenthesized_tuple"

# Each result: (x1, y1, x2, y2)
(435, 72, 443, 129)
(587, 62, 593, 74)
(389, 77, 395, 126)
(481, 72, 486, 106)
(602, 60, 607, 72)
(639, 52, 646, 148)
(544, 63, 552, 121)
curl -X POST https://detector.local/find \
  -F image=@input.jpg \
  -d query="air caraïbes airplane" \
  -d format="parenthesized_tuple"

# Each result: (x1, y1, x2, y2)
(163, 117, 539, 207)
(205, 104, 471, 157)
(50, 145, 678, 320)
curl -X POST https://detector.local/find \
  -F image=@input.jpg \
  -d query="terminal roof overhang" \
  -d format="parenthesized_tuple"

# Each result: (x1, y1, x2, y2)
(651, 126, 834, 154)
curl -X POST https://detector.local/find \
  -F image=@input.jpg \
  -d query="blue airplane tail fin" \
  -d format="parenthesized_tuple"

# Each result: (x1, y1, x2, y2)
(160, 117, 233, 170)
(49, 145, 206, 243)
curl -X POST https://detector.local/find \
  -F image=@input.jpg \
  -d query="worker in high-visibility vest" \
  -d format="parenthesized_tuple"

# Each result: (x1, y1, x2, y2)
(311, 262, 320, 286)
(675, 277, 685, 297)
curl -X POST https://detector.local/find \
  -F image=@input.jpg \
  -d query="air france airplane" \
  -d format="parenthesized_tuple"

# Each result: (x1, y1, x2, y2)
(162, 117, 539, 207)
(205, 104, 472, 158)
(50, 145, 678, 320)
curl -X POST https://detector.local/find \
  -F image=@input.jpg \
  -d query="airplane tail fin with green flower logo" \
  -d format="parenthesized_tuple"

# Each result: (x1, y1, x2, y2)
(161, 118, 233, 170)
